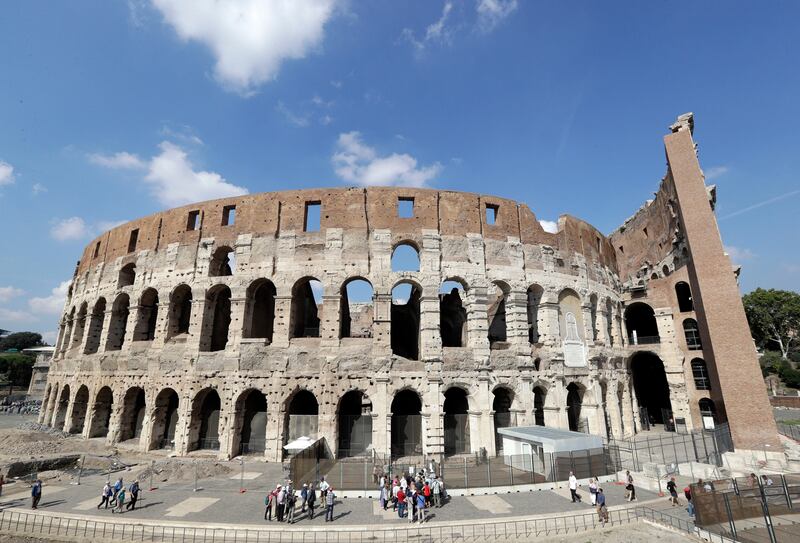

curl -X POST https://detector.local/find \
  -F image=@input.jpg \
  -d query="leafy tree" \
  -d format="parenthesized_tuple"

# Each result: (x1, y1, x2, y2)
(0, 332, 44, 352)
(0, 354, 34, 386)
(743, 289, 800, 359)
(760, 350, 786, 377)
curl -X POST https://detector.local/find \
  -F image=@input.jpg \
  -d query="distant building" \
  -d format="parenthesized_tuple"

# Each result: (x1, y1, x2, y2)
(23, 346, 54, 397)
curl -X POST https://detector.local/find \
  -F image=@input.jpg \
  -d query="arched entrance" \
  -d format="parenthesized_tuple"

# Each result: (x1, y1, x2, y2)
(443, 387, 470, 456)
(566, 383, 585, 432)
(337, 390, 372, 457)
(190, 388, 221, 451)
(53, 385, 70, 430)
(283, 390, 319, 449)
(624, 303, 659, 345)
(89, 387, 113, 438)
(235, 389, 268, 455)
(630, 352, 673, 430)
(533, 386, 546, 426)
(119, 387, 146, 442)
(391, 389, 422, 458)
(150, 388, 179, 450)
(68, 385, 89, 434)
(493, 387, 514, 453)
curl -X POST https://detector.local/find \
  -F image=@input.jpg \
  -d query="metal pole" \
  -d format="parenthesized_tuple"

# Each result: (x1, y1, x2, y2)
(464, 457, 468, 489)
(148, 460, 155, 491)
(782, 474, 793, 509)
(722, 493, 737, 539)
(75, 455, 84, 486)
(193, 460, 198, 492)
(239, 457, 245, 493)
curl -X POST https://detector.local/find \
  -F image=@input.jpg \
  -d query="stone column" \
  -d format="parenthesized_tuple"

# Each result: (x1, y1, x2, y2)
(139, 397, 156, 452)
(226, 295, 247, 355)
(96, 309, 115, 354)
(466, 286, 490, 359)
(518, 377, 534, 426)
(476, 374, 494, 455)
(582, 304, 595, 344)
(151, 301, 171, 348)
(597, 306, 611, 346)
(172, 391, 193, 456)
(425, 376, 443, 457)
(216, 397, 234, 460)
(120, 305, 140, 353)
(185, 292, 206, 352)
(620, 380, 637, 437)
(271, 296, 292, 348)
(607, 381, 624, 440)
(372, 293, 392, 357)
(320, 294, 340, 348)
(506, 289, 529, 351)
(264, 401, 283, 462)
(373, 376, 390, 457)
(63, 397, 77, 434)
(105, 399, 125, 447)
(419, 294, 442, 361)
(538, 302, 561, 348)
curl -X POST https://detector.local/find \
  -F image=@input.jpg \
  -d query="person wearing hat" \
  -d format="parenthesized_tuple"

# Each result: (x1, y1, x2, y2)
(276, 484, 286, 522)
(300, 483, 308, 513)
(126, 479, 140, 511)
(265, 485, 279, 521)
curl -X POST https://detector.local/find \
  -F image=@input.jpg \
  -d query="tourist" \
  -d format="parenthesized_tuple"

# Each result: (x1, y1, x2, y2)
(596, 488, 608, 525)
(761, 474, 774, 487)
(31, 479, 42, 509)
(747, 473, 758, 488)
(319, 476, 330, 498)
(416, 488, 427, 523)
(97, 482, 112, 509)
(392, 478, 400, 511)
(373, 465, 382, 486)
(285, 482, 296, 524)
(306, 483, 317, 520)
(568, 471, 580, 503)
(300, 483, 308, 513)
(276, 484, 286, 521)
(588, 478, 598, 506)
(325, 486, 336, 522)
(422, 479, 431, 507)
(396, 487, 406, 519)
(666, 477, 680, 506)
(625, 471, 636, 501)
(112, 486, 126, 514)
(407, 487, 416, 522)
(684, 484, 692, 503)
(380, 482, 390, 510)
(432, 476, 443, 508)
(126, 480, 140, 510)
(111, 477, 124, 506)
(264, 489, 274, 521)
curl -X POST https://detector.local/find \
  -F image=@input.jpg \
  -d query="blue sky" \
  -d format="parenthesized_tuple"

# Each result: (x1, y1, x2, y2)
(1, 1, 799, 342)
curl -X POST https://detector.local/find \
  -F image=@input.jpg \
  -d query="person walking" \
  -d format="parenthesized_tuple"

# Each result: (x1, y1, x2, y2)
(396, 487, 406, 519)
(325, 486, 335, 522)
(97, 482, 112, 509)
(596, 488, 608, 526)
(588, 478, 598, 506)
(31, 479, 42, 509)
(416, 489, 427, 523)
(407, 488, 416, 523)
(112, 486, 126, 514)
(285, 483, 296, 524)
(666, 477, 680, 506)
(110, 477, 124, 507)
(276, 484, 286, 522)
(380, 483, 390, 510)
(126, 480, 140, 511)
(432, 476, 442, 508)
(625, 471, 636, 501)
(264, 489, 274, 521)
(300, 483, 308, 513)
(306, 484, 317, 520)
(568, 472, 580, 503)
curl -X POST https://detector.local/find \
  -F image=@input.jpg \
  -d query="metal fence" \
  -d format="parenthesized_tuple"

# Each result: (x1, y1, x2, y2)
(0, 505, 733, 543)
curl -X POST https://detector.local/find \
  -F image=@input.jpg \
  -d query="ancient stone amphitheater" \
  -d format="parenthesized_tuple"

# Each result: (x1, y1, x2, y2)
(38, 116, 782, 461)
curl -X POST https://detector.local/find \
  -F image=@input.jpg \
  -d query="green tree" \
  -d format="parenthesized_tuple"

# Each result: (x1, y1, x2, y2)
(0, 331, 44, 352)
(743, 288, 800, 359)
(0, 354, 35, 386)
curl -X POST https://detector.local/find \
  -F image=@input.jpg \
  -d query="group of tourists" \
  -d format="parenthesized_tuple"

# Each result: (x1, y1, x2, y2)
(96, 477, 141, 513)
(567, 472, 609, 525)
(264, 477, 336, 523)
(378, 468, 447, 523)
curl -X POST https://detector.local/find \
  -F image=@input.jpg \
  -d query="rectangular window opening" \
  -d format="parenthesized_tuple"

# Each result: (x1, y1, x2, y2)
(222, 205, 236, 226)
(187, 210, 201, 231)
(93, 241, 101, 258)
(643, 227, 649, 238)
(619, 245, 624, 255)
(595, 237, 601, 252)
(398, 197, 414, 218)
(304, 201, 321, 232)
(486, 204, 499, 225)
(127, 229, 139, 253)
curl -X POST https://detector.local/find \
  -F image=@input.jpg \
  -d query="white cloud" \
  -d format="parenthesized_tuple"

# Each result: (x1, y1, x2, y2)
(705, 166, 729, 180)
(539, 219, 559, 233)
(319, 114, 333, 126)
(476, 0, 518, 32)
(724, 245, 755, 263)
(88, 151, 147, 169)
(0, 160, 15, 186)
(276, 101, 311, 127)
(0, 308, 36, 324)
(402, 1, 454, 52)
(151, 0, 338, 95)
(145, 141, 248, 206)
(51, 217, 90, 241)
(41, 330, 58, 345)
(0, 286, 25, 303)
(32, 183, 48, 195)
(160, 124, 204, 146)
(330, 79, 342, 89)
(29, 280, 71, 315)
(332, 131, 442, 188)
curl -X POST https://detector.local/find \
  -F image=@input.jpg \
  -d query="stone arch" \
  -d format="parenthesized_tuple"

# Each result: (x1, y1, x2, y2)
(630, 351, 672, 427)
(566, 382, 586, 432)
(53, 384, 70, 429)
(70, 302, 88, 350)
(188, 387, 222, 451)
(62, 306, 76, 353)
(84, 297, 106, 354)
(391, 241, 420, 272)
(200, 285, 232, 352)
(488, 281, 510, 346)
(118, 263, 136, 288)
(390, 388, 423, 458)
(527, 284, 544, 343)
(492, 386, 515, 453)
(440, 279, 468, 347)
(105, 293, 130, 351)
(88, 386, 114, 438)
(167, 284, 192, 339)
(675, 282, 694, 312)
(244, 279, 276, 342)
(233, 388, 268, 456)
(40, 384, 53, 424)
(340, 277, 374, 339)
(443, 386, 471, 455)
(683, 318, 702, 350)
(133, 288, 159, 342)
(391, 280, 422, 360)
(533, 384, 547, 426)
(68, 385, 90, 434)
(290, 277, 322, 339)
(149, 388, 179, 450)
(283, 389, 319, 450)
(337, 389, 373, 457)
(209, 246, 235, 277)
(118, 386, 146, 442)
(624, 302, 659, 345)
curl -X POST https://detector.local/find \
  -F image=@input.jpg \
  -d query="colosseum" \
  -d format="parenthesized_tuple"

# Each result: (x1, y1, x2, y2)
(38, 114, 780, 463)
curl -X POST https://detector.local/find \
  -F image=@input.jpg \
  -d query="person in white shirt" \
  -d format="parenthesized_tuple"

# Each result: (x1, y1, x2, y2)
(568, 472, 581, 503)
(588, 478, 598, 505)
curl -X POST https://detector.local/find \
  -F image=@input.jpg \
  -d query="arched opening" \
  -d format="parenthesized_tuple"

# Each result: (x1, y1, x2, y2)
(337, 390, 373, 457)
(235, 389, 268, 455)
(631, 352, 673, 428)
(488, 282, 509, 346)
(105, 294, 130, 351)
(290, 277, 322, 339)
(439, 280, 467, 347)
(118, 263, 136, 288)
(244, 279, 276, 342)
(683, 319, 702, 350)
(589, 294, 599, 341)
(68, 385, 89, 434)
(119, 387, 146, 442)
(391, 282, 421, 359)
(527, 284, 543, 343)
(208, 246, 235, 277)
(391, 389, 422, 458)
(133, 288, 159, 342)
(493, 387, 514, 453)
(624, 302, 659, 345)
(699, 398, 717, 423)
(443, 387, 470, 456)
(189, 388, 221, 451)
(167, 285, 192, 339)
(566, 383, 585, 432)
(391, 242, 420, 272)
(89, 386, 114, 438)
(201, 285, 231, 352)
(284, 390, 319, 450)
(340, 278, 374, 339)
(533, 386, 546, 426)
(150, 388, 179, 450)
(53, 385, 71, 430)
(84, 298, 106, 354)
(675, 282, 693, 312)
(691, 358, 711, 390)
(70, 303, 88, 350)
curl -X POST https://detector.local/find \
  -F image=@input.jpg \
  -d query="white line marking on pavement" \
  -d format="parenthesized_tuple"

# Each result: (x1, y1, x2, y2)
(165, 497, 219, 518)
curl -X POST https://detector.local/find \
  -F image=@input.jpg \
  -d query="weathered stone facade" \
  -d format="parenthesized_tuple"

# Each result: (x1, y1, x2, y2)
(38, 114, 779, 461)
